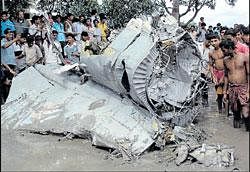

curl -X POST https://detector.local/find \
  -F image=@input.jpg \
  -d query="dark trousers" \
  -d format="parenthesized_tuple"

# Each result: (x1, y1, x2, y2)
(0, 65, 16, 104)
(201, 73, 209, 105)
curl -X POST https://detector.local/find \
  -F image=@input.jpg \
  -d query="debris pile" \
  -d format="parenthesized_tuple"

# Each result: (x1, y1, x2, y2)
(1, 12, 235, 167)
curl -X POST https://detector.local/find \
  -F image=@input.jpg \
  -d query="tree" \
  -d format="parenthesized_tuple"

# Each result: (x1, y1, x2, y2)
(36, 0, 100, 16)
(155, 0, 237, 27)
(0, 0, 32, 17)
(102, 0, 155, 28)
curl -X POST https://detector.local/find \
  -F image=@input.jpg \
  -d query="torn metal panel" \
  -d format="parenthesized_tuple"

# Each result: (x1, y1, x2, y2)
(115, 20, 159, 115)
(148, 32, 202, 111)
(79, 18, 145, 96)
(189, 144, 235, 167)
(80, 19, 160, 117)
(1, 65, 159, 157)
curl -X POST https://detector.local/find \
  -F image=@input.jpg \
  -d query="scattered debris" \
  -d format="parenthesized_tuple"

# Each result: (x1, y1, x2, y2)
(1, 12, 235, 168)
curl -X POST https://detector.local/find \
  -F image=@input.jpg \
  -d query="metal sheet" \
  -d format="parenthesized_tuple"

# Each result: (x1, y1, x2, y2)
(1, 65, 159, 157)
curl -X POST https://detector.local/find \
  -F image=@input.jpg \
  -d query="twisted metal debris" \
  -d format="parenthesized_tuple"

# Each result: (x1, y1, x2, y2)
(1, 13, 235, 165)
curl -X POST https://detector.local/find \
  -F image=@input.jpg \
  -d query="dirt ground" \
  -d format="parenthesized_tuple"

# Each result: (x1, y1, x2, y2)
(1, 85, 249, 171)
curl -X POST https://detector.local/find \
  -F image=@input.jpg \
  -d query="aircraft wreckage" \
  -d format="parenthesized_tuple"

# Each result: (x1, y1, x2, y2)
(1, 14, 235, 165)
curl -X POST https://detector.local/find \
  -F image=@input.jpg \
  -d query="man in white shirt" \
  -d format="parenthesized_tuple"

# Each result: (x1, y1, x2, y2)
(44, 30, 62, 64)
(72, 17, 85, 42)
(29, 15, 42, 37)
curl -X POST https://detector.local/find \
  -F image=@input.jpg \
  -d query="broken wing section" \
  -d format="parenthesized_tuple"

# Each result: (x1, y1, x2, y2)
(1, 65, 159, 157)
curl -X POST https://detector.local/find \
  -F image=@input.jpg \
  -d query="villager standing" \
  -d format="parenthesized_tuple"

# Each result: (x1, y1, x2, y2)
(64, 33, 87, 84)
(1, 29, 20, 102)
(23, 35, 43, 67)
(209, 34, 225, 114)
(221, 39, 249, 131)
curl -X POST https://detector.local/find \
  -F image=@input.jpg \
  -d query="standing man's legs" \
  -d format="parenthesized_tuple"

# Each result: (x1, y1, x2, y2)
(215, 84, 223, 113)
(242, 104, 249, 131)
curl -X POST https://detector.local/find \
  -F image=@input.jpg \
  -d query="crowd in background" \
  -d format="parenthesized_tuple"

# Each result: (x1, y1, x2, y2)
(1, 12, 249, 131)
(187, 17, 249, 131)
(1, 9, 110, 104)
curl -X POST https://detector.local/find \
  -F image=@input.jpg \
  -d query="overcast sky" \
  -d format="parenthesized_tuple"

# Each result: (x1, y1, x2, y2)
(181, 0, 249, 27)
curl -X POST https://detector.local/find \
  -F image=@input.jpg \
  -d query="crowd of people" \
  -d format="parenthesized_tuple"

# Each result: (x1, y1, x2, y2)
(1, 9, 110, 104)
(188, 17, 249, 131)
(1, 12, 249, 131)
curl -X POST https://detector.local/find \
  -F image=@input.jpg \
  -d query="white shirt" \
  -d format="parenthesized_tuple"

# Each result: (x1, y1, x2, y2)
(29, 24, 41, 36)
(43, 40, 62, 64)
(82, 25, 94, 40)
(65, 20, 73, 33)
(72, 22, 85, 41)
(93, 27, 102, 43)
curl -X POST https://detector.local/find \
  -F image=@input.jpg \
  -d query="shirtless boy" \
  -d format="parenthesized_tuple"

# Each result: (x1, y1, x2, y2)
(220, 39, 249, 131)
(209, 34, 225, 114)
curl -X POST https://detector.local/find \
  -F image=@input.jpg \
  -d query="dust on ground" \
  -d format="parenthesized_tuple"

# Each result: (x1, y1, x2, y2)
(1, 86, 249, 171)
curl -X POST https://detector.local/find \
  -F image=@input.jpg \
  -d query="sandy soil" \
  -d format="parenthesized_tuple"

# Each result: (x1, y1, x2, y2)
(1, 86, 249, 171)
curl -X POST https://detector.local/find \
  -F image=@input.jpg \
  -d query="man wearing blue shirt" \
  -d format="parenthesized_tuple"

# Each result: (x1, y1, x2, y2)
(52, 15, 66, 45)
(52, 15, 66, 56)
(1, 28, 20, 102)
(1, 11, 15, 37)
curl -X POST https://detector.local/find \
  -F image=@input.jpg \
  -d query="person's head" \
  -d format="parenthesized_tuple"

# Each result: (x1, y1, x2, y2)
(242, 26, 249, 44)
(100, 17, 107, 24)
(81, 31, 89, 41)
(216, 23, 221, 28)
(27, 35, 35, 47)
(20, 33, 27, 43)
(24, 13, 30, 20)
(234, 28, 243, 42)
(1, 11, 9, 21)
(200, 17, 204, 22)
(224, 29, 235, 41)
(208, 25, 213, 30)
(47, 12, 52, 18)
(32, 15, 41, 25)
(67, 13, 74, 21)
(93, 19, 99, 27)
(190, 25, 195, 31)
(220, 27, 228, 38)
(209, 33, 221, 49)
(55, 15, 62, 23)
(4, 28, 13, 40)
(234, 23, 238, 29)
(17, 10, 24, 20)
(35, 35, 43, 44)
(99, 13, 107, 23)
(159, 8, 165, 16)
(204, 39, 211, 48)
(72, 17, 79, 23)
(201, 22, 206, 29)
(85, 18, 92, 26)
(91, 9, 97, 16)
(219, 39, 235, 57)
(66, 33, 75, 44)
(79, 15, 85, 23)
(51, 30, 58, 40)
